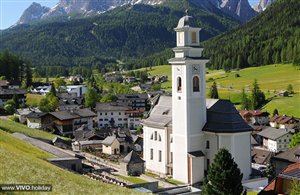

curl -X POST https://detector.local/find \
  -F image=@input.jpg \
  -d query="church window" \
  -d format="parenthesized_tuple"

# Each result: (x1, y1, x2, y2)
(150, 133, 153, 140)
(178, 32, 183, 44)
(154, 131, 157, 140)
(158, 134, 162, 142)
(150, 149, 153, 160)
(192, 32, 197, 43)
(170, 152, 173, 163)
(159, 150, 162, 162)
(206, 140, 210, 149)
(193, 76, 200, 92)
(177, 77, 182, 92)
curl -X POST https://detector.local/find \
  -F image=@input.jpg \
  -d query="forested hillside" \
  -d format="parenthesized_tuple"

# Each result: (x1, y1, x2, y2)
(203, 0, 300, 71)
(0, 1, 238, 70)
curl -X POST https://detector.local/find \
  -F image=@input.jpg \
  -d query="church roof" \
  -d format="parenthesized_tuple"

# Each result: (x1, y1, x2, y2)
(142, 96, 172, 129)
(203, 99, 253, 133)
(143, 96, 252, 133)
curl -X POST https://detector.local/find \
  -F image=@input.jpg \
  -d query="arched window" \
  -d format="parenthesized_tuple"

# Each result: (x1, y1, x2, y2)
(193, 76, 200, 92)
(192, 32, 197, 43)
(150, 133, 153, 140)
(177, 77, 182, 92)
(158, 134, 162, 142)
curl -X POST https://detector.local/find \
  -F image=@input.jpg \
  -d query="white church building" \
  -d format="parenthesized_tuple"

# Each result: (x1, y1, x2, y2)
(142, 13, 252, 184)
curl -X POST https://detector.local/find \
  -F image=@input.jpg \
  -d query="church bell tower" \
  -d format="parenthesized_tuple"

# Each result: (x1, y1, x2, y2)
(168, 11, 209, 184)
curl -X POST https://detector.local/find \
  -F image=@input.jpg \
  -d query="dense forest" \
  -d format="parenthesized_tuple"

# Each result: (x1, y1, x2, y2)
(0, 51, 32, 86)
(202, 0, 300, 71)
(0, 0, 238, 69)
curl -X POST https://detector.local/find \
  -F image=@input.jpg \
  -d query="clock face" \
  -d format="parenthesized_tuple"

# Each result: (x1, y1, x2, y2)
(192, 65, 200, 74)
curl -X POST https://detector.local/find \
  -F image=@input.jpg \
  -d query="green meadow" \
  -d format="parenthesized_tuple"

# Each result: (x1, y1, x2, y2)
(0, 119, 66, 141)
(138, 64, 300, 117)
(26, 93, 44, 107)
(0, 130, 138, 194)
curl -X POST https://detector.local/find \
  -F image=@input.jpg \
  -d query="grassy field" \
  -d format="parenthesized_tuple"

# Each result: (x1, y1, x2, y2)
(117, 175, 148, 184)
(0, 119, 66, 141)
(26, 93, 44, 107)
(138, 64, 300, 116)
(0, 130, 138, 194)
(262, 93, 300, 117)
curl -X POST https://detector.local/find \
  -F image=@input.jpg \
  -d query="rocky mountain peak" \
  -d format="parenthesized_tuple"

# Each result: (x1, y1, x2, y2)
(17, 2, 50, 25)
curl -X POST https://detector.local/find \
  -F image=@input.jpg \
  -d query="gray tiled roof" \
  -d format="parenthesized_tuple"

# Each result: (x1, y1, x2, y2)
(0, 89, 26, 95)
(257, 127, 290, 140)
(142, 96, 172, 129)
(102, 136, 118, 146)
(95, 102, 129, 111)
(122, 150, 145, 163)
(26, 112, 48, 119)
(50, 108, 96, 121)
(274, 146, 300, 163)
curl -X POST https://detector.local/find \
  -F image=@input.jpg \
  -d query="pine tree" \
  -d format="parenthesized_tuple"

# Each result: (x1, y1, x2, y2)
(272, 108, 279, 116)
(251, 79, 265, 109)
(241, 88, 250, 110)
(202, 148, 243, 195)
(210, 82, 219, 99)
(49, 85, 57, 97)
(263, 159, 275, 182)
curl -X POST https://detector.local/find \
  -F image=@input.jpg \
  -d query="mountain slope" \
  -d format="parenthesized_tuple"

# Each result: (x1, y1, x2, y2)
(203, 0, 300, 71)
(0, 1, 239, 68)
(17, 0, 255, 25)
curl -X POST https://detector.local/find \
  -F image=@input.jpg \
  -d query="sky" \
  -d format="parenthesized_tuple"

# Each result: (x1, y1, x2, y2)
(0, 0, 260, 30)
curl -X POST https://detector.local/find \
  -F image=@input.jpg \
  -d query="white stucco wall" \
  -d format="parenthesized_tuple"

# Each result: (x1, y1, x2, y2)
(27, 118, 42, 129)
(144, 126, 168, 175)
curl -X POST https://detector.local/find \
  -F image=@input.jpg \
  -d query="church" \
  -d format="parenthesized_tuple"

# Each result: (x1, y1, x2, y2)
(142, 13, 252, 184)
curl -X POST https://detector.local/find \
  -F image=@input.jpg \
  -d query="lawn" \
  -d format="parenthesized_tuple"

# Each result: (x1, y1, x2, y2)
(26, 93, 44, 107)
(262, 93, 300, 117)
(136, 64, 300, 116)
(117, 175, 148, 184)
(206, 64, 300, 93)
(0, 130, 138, 194)
(0, 119, 67, 141)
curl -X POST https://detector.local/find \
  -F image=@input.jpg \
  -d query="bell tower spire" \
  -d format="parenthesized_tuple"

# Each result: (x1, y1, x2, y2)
(168, 12, 209, 184)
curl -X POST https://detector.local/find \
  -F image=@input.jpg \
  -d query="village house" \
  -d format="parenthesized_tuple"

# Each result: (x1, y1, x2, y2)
(52, 137, 72, 150)
(14, 107, 42, 123)
(251, 148, 273, 165)
(121, 150, 145, 176)
(0, 80, 20, 90)
(64, 85, 87, 98)
(72, 140, 102, 152)
(102, 136, 120, 155)
(259, 162, 300, 195)
(0, 88, 26, 107)
(240, 110, 270, 126)
(142, 14, 252, 184)
(31, 85, 51, 95)
(96, 102, 143, 129)
(257, 127, 293, 152)
(96, 102, 130, 128)
(49, 108, 96, 136)
(269, 115, 300, 129)
(58, 96, 84, 111)
(73, 125, 109, 141)
(117, 94, 149, 111)
(26, 112, 51, 130)
(272, 146, 300, 175)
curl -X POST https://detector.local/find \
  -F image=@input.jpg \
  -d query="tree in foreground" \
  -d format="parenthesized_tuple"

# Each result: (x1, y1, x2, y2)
(251, 79, 265, 109)
(272, 108, 279, 116)
(202, 148, 243, 195)
(209, 82, 219, 99)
